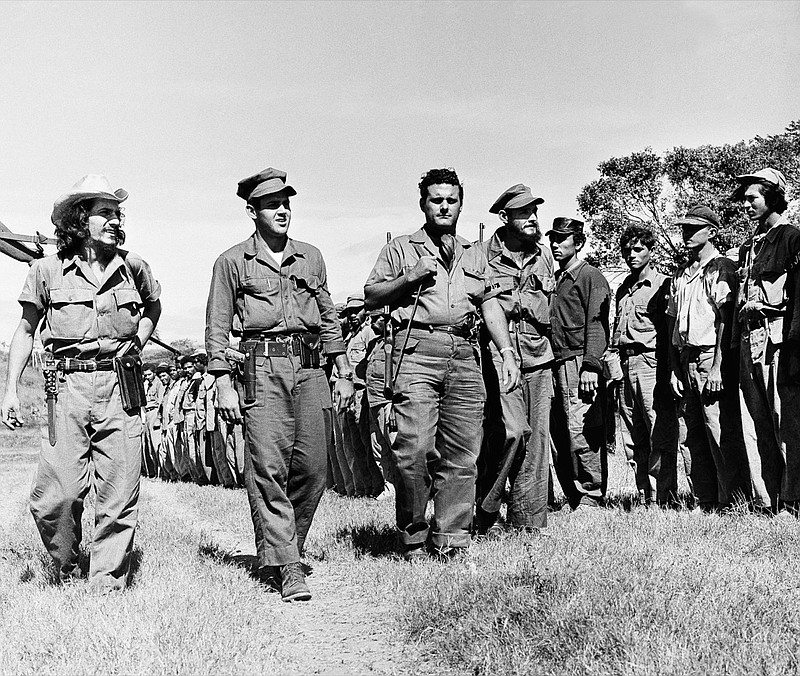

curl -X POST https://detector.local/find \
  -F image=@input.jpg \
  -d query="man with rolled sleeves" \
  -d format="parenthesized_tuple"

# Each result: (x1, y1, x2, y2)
(547, 217, 611, 511)
(364, 168, 520, 559)
(667, 205, 744, 509)
(1, 175, 161, 592)
(475, 184, 555, 536)
(206, 167, 355, 601)
(613, 225, 679, 506)
(733, 169, 800, 511)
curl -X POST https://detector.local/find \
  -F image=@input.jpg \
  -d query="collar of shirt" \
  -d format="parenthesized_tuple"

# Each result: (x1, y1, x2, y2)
(61, 251, 127, 289)
(243, 233, 306, 271)
(486, 227, 542, 267)
(619, 266, 657, 298)
(763, 214, 790, 244)
(681, 248, 720, 282)
(408, 226, 474, 268)
(556, 258, 586, 281)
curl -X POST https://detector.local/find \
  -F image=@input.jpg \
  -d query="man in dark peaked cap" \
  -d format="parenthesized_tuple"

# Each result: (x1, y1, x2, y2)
(475, 184, 556, 536)
(205, 167, 355, 601)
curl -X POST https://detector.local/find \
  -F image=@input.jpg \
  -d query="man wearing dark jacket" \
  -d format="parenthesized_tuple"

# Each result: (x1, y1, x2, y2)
(547, 217, 610, 510)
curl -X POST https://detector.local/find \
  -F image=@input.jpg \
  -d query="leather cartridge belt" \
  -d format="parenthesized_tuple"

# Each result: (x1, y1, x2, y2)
(508, 318, 546, 335)
(241, 333, 321, 361)
(404, 321, 473, 339)
(48, 357, 115, 373)
(618, 345, 655, 359)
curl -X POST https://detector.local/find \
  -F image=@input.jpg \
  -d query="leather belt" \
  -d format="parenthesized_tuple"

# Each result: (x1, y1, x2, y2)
(50, 357, 115, 372)
(618, 345, 654, 359)
(405, 321, 472, 339)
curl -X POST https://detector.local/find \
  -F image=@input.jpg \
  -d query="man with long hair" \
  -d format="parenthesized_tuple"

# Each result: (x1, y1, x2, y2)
(1, 175, 161, 592)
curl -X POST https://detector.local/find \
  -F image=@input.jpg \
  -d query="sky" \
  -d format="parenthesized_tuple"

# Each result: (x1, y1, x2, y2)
(0, 0, 798, 344)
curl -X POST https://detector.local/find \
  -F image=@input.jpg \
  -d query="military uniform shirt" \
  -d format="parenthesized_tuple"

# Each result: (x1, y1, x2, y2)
(19, 250, 161, 358)
(479, 228, 555, 369)
(206, 233, 345, 373)
(365, 227, 499, 326)
(613, 268, 670, 351)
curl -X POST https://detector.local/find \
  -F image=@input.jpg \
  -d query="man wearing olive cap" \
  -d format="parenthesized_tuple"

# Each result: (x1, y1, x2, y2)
(547, 217, 611, 510)
(0, 175, 161, 592)
(733, 168, 800, 512)
(206, 167, 355, 601)
(667, 205, 746, 509)
(475, 184, 555, 535)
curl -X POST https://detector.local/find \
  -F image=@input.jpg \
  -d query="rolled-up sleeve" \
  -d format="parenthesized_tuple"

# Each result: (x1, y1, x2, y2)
(205, 254, 238, 374)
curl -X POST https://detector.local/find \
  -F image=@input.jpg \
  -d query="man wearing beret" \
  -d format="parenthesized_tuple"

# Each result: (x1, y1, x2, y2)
(733, 169, 800, 512)
(364, 168, 520, 559)
(206, 167, 355, 601)
(475, 184, 555, 536)
(1, 175, 161, 592)
(667, 205, 745, 509)
(547, 217, 611, 511)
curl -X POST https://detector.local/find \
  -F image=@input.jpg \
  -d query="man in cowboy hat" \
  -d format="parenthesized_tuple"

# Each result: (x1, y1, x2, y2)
(475, 184, 555, 536)
(364, 168, 520, 560)
(206, 167, 355, 601)
(547, 216, 611, 511)
(0, 175, 161, 592)
(733, 169, 800, 512)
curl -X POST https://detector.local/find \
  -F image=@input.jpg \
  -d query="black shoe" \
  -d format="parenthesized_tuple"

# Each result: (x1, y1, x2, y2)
(257, 565, 281, 592)
(279, 562, 312, 602)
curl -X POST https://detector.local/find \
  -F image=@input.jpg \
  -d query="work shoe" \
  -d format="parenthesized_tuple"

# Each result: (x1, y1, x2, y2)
(279, 562, 312, 602)
(403, 544, 428, 562)
(257, 565, 281, 592)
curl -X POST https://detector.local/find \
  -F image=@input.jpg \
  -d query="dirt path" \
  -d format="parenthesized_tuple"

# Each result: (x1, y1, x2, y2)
(143, 480, 453, 676)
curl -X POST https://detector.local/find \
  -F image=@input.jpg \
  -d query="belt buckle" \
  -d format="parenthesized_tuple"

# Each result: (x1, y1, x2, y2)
(266, 341, 289, 358)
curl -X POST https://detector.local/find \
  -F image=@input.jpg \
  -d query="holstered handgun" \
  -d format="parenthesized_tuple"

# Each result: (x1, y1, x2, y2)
(114, 355, 147, 411)
(228, 345, 257, 407)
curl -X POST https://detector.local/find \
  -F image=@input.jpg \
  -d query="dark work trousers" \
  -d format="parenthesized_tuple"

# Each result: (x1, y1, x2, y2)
(478, 352, 552, 530)
(551, 355, 607, 510)
(678, 346, 747, 507)
(618, 351, 679, 505)
(30, 371, 143, 591)
(391, 328, 485, 549)
(243, 353, 330, 567)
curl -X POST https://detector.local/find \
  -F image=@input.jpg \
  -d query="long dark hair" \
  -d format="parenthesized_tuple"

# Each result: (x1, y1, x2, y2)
(56, 198, 126, 257)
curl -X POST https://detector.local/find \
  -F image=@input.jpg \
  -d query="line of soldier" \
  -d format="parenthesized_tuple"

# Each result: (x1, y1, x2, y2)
(139, 353, 245, 488)
(2, 166, 796, 601)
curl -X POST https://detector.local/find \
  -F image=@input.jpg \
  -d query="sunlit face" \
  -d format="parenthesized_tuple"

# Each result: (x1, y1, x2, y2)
(501, 204, 540, 243)
(420, 183, 462, 233)
(742, 184, 771, 222)
(682, 224, 714, 252)
(246, 191, 292, 239)
(157, 372, 171, 386)
(621, 239, 651, 272)
(85, 198, 123, 248)
(169, 366, 178, 379)
(143, 369, 155, 383)
(548, 231, 579, 262)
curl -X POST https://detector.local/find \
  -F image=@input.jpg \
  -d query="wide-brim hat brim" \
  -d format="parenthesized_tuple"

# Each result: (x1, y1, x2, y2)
(51, 188, 128, 226)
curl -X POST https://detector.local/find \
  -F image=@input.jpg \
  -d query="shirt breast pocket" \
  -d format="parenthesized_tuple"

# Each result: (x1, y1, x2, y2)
(48, 287, 96, 340)
(112, 288, 143, 338)
(462, 267, 486, 302)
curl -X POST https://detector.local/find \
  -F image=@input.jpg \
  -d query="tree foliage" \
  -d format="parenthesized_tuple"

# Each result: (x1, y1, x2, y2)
(578, 121, 800, 272)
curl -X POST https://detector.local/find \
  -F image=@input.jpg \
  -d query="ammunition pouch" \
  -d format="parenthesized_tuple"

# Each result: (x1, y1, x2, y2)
(114, 355, 147, 411)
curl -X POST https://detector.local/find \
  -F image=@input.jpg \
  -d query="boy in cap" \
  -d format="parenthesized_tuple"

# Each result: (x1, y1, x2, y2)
(364, 168, 520, 559)
(733, 168, 800, 512)
(206, 167, 355, 601)
(667, 205, 745, 509)
(547, 217, 611, 510)
(1, 175, 161, 592)
(612, 225, 678, 506)
(475, 184, 555, 535)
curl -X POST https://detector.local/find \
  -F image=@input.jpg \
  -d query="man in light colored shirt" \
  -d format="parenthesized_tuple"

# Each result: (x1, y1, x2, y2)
(667, 205, 746, 510)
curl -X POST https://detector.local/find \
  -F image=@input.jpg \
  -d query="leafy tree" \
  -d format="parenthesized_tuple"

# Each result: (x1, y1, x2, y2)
(578, 121, 800, 272)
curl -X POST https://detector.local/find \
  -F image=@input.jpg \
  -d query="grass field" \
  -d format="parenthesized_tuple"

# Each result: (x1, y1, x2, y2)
(3, 360, 800, 675)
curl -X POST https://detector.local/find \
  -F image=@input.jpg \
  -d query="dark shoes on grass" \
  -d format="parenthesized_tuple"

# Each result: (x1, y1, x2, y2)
(279, 562, 312, 602)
